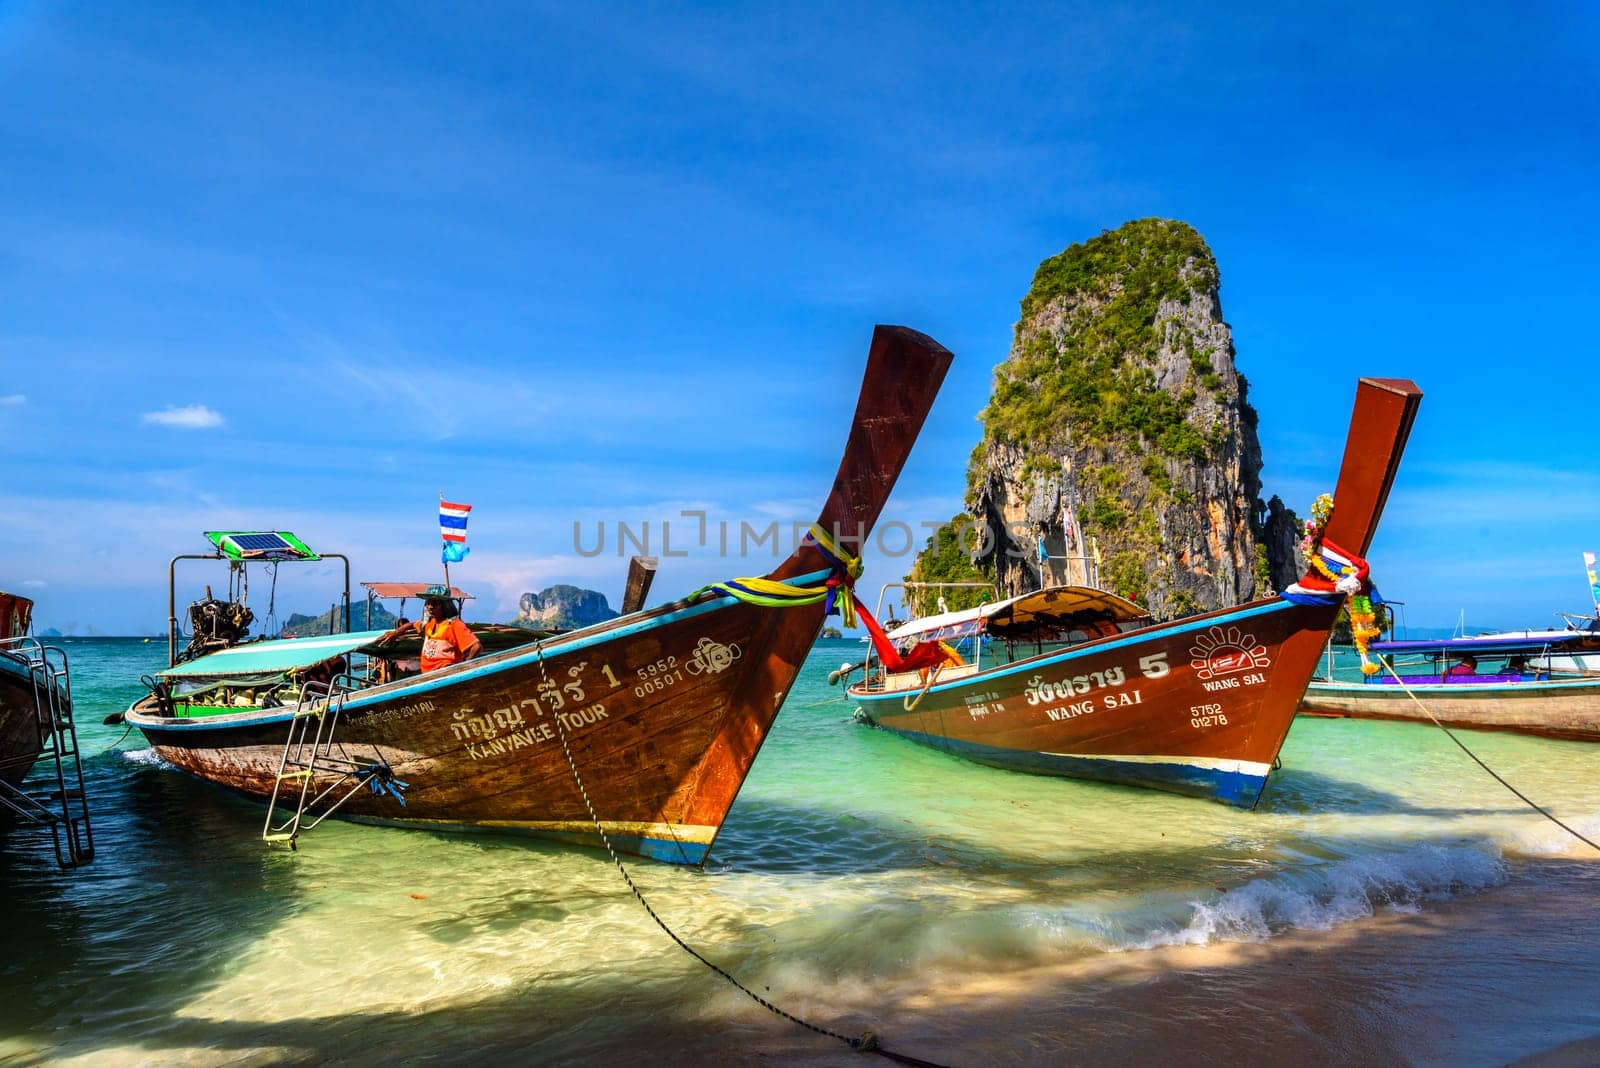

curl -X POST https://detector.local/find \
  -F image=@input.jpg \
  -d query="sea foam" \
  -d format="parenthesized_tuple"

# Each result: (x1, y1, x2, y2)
(1508, 807, 1600, 858)
(120, 747, 175, 770)
(1122, 840, 1508, 950)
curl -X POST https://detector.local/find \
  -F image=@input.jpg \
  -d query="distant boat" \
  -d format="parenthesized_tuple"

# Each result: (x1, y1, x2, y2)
(845, 376, 1423, 808)
(123, 325, 952, 863)
(0, 591, 93, 867)
(1301, 633, 1600, 741)
(1462, 616, 1600, 677)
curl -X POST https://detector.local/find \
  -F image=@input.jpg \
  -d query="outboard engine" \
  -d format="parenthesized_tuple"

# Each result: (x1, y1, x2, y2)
(180, 584, 254, 662)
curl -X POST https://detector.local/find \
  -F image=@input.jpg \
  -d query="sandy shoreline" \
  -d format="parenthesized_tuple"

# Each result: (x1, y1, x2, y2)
(14, 853, 1598, 1066)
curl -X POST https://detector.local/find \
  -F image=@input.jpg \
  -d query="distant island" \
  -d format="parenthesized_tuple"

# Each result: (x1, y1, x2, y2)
(514, 585, 619, 630)
(280, 602, 399, 636)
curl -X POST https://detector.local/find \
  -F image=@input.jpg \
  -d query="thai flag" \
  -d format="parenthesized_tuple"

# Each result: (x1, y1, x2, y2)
(440, 500, 471, 542)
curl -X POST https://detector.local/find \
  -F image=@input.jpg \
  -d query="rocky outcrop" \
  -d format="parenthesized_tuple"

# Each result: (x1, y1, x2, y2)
(951, 218, 1281, 618)
(1260, 495, 1305, 594)
(515, 585, 619, 631)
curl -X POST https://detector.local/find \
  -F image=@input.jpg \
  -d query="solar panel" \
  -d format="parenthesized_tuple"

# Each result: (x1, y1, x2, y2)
(230, 533, 294, 553)
(205, 530, 320, 561)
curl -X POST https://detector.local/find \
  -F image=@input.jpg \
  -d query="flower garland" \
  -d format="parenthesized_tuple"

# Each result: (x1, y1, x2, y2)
(1299, 493, 1382, 675)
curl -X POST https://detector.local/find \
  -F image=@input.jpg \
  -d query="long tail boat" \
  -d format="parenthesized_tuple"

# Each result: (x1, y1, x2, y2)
(1, 591, 93, 866)
(846, 377, 1422, 808)
(1301, 634, 1600, 741)
(125, 325, 953, 863)
(0, 593, 48, 803)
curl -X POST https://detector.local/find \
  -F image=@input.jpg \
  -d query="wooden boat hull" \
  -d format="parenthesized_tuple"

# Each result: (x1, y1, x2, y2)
(853, 599, 1338, 806)
(850, 376, 1423, 808)
(127, 324, 955, 864)
(0, 653, 47, 793)
(133, 583, 828, 862)
(1300, 678, 1600, 742)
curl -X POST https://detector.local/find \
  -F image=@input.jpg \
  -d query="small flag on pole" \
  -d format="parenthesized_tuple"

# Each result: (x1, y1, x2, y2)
(440, 499, 472, 563)
(1585, 551, 1599, 613)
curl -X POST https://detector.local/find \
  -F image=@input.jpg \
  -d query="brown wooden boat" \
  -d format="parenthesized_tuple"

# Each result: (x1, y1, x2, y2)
(125, 325, 953, 863)
(1, 591, 93, 866)
(0, 593, 46, 800)
(847, 377, 1422, 808)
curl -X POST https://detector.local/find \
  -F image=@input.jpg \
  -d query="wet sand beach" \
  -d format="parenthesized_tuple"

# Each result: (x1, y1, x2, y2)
(697, 854, 1600, 1067)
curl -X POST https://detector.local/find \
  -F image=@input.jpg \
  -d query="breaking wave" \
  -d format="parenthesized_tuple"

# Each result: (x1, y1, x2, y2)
(1118, 840, 1509, 950)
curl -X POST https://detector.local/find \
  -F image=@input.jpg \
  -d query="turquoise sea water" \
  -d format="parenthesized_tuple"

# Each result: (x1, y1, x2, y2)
(3, 637, 1599, 1064)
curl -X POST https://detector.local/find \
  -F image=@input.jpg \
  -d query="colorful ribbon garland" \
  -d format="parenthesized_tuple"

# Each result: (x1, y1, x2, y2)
(690, 524, 862, 628)
(1282, 495, 1384, 675)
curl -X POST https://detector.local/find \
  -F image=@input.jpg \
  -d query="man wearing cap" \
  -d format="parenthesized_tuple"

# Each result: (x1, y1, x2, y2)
(380, 595, 482, 672)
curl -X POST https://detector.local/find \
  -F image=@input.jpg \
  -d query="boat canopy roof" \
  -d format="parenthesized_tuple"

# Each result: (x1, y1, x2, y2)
(160, 630, 389, 679)
(1373, 633, 1600, 657)
(205, 530, 319, 562)
(885, 585, 1148, 644)
(361, 582, 473, 600)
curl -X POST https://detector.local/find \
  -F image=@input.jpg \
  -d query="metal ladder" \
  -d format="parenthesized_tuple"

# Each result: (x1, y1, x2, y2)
(0, 637, 94, 868)
(262, 676, 405, 849)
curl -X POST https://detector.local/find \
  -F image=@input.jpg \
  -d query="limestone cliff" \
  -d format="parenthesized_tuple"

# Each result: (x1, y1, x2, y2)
(514, 585, 619, 631)
(946, 219, 1278, 617)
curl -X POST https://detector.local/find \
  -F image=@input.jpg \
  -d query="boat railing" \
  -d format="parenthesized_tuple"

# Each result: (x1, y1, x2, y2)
(0, 636, 94, 868)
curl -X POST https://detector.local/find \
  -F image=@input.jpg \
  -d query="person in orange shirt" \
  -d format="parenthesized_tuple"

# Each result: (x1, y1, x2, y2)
(381, 596, 482, 672)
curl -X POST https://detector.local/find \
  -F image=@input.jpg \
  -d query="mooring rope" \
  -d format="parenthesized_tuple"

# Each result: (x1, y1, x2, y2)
(535, 644, 948, 1067)
(1380, 660, 1600, 854)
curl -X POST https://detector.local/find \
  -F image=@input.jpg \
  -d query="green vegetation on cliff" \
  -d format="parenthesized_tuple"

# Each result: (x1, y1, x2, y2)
(901, 515, 993, 617)
(987, 218, 1222, 462)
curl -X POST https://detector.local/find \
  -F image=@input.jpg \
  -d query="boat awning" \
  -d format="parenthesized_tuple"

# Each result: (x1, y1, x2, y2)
(160, 630, 391, 679)
(1373, 633, 1600, 656)
(361, 582, 473, 599)
(205, 531, 320, 562)
(885, 585, 1148, 644)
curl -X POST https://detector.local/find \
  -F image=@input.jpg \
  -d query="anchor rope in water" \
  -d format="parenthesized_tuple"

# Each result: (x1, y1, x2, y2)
(1379, 659, 1600, 855)
(534, 605, 948, 1066)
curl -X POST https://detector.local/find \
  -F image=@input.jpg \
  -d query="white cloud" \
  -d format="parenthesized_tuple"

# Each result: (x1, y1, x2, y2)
(141, 404, 225, 429)
(0, 394, 24, 406)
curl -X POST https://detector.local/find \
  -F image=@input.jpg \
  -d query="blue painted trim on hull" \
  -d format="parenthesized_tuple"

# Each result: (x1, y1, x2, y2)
(876, 726, 1268, 808)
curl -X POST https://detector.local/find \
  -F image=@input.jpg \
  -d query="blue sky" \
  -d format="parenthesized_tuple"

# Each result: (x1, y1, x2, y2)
(2, 2, 1597, 634)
